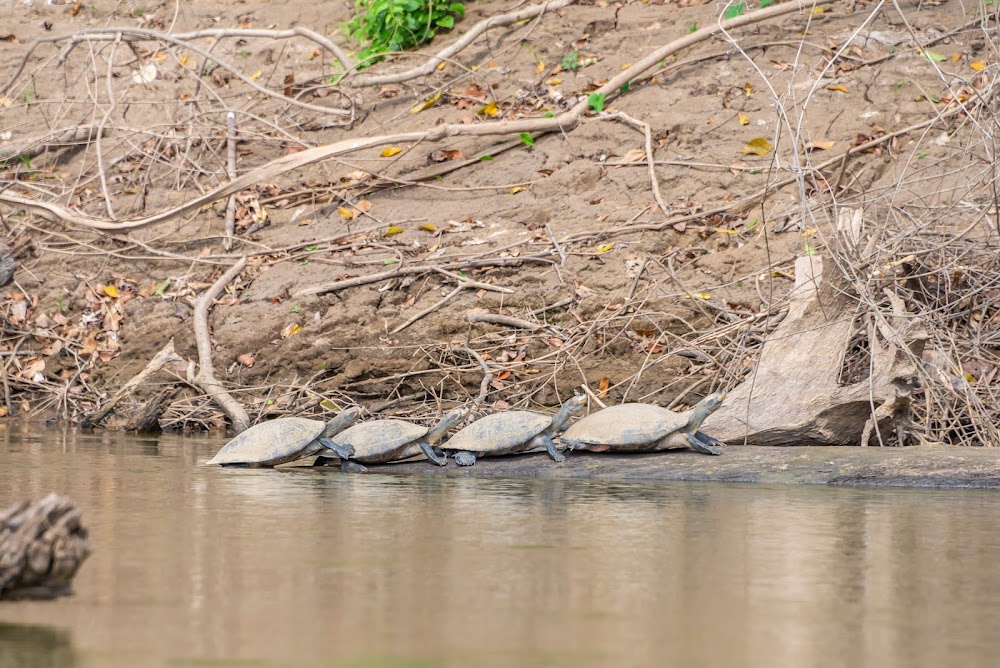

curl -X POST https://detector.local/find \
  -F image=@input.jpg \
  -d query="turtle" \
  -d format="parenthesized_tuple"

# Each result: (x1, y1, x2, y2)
(206, 407, 361, 468)
(442, 396, 586, 466)
(315, 405, 471, 472)
(559, 392, 727, 456)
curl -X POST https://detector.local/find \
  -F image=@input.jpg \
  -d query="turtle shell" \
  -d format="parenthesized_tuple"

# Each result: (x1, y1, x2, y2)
(333, 420, 429, 463)
(560, 403, 688, 448)
(443, 411, 551, 454)
(207, 417, 325, 466)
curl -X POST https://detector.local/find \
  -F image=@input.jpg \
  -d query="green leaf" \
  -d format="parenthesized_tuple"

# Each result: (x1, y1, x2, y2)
(154, 278, 171, 296)
(804, 243, 818, 256)
(620, 81, 631, 94)
(543, 111, 555, 118)
(479, 155, 494, 161)
(588, 92, 606, 113)
(922, 50, 947, 63)
(759, 0, 774, 7)
(305, 244, 319, 251)
(292, 305, 301, 313)
(723, 2, 746, 19)
(519, 133, 535, 147)
(436, 15, 454, 28)
(688, 23, 698, 33)
(916, 151, 928, 159)
(561, 51, 580, 71)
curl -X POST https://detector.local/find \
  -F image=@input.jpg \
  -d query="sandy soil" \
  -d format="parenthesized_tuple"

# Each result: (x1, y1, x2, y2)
(0, 0, 981, 429)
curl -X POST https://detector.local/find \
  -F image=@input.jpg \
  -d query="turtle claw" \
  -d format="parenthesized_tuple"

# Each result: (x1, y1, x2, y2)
(453, 451, 477, 466)
(542, 436, 566, 463)
(685, 432, 722, 456)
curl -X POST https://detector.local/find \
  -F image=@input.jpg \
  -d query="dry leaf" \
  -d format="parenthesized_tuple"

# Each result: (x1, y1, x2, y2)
(621, 148, 647, 163)
(741, 138, 773, 156)
(103, 285, 120, 298)
(737, 111, 750, 126)
(307, 49, 321, 60)
(237, 353, 256, 367)
(249, 70, 263, 81)
(419, 224, 437, 232)
(805, 140, 836, 151)
(337, 206, 356, 220)
(598, 376, 609, 398)
(971, 60, 986, 72)
(384, 225, 404, 237)
(281, 323, 302, 338)
(380, 147, 403, 157)
(355, 199, 373, 213)
(827, 84, 849, 94)
(535, 61, 545, 74)
(410, 91, 443, 113)
(478, 101, 501, 117)
(596, 243, 615, 253)
(509, 186, 527, 194)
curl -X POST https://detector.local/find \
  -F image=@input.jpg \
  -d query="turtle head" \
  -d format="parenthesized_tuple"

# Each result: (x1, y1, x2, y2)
(689, 392, 725, 429)
(545, 395, 587, 435)
(426, 404, 472, 444)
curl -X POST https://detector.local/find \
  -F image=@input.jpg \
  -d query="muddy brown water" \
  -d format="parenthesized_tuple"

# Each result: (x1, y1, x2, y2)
(2, 428, 1000, 667)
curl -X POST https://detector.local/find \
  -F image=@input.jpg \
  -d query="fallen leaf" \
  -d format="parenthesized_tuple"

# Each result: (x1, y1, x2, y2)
(805, 140, 836, 150)
(419, 224, 437, 232)
(921, 50, 947, 63)
(598, 376, 609, 397)
(380, 147, 403, 157)
(509, 186, 527, 194)
(737, 111, 750, 126)
(337, 206, 356, 220)
(385, 225, 405, 236)
(971, 60, 986, 72)
(621, 148, 647, 163)
(237, 353, 256, 367)
(103, 285, 120, 298)
(410, 91, 443, 113)
(535, 61, 545, 74)
(132, 62, 157, 85)
(478, 101, 501, 116)
(827, 84, 849, 94)
(307, 48, 321, 60)
(743, 82, 753, 95)
(281, 323, 302, 338)
(249, 70, 263, 80)
(741, 138, 773, 156)
(154, 278, 170, 296)
(355, 199, 373, 213)
(596, 243, 615, 253)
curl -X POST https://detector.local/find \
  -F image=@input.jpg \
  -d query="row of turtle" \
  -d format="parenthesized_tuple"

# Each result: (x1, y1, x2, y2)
(206, 392, 727, 471)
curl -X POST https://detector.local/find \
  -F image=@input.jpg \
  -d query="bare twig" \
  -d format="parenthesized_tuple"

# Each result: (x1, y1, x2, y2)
(600, 112, 670, 218)
(192, 258, 251, 432)
(223, 112, 238, 252)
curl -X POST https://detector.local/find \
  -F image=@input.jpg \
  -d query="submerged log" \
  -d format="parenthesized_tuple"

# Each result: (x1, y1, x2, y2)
(702, 223, 925, 446)
(0, 494, 91, 600)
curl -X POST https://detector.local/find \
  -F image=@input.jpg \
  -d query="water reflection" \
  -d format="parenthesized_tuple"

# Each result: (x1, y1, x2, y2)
(1, 427, 999, 667)
(0, 622, 76, 668)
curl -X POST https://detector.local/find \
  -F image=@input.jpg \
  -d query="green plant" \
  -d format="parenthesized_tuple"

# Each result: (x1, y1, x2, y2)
(588, 93, 606, 113)
(561, 51, 580, 71)
(345, 0, 465, 67)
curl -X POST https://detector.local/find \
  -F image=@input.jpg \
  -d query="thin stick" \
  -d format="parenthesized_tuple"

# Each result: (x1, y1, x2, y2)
(193, 257, 251, 432)
(466, 313, 544, 331)
(390, 285, 463, 335)
(223, 111, 237, 252)
(600, 112, 669, 217)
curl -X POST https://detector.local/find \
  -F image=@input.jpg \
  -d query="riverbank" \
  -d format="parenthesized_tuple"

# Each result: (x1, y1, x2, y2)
(292, 446, 1000, 489)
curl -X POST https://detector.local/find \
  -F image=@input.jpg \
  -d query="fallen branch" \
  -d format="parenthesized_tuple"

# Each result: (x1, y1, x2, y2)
(390, 272, 513, 334)
(466, 312, 544, 331)
(193, 257, 251, 432)
(0, 493, 91, 600)
(599, 112, 670, 219)
(86, 338, 183, 428)
(223, 112, 238, 252)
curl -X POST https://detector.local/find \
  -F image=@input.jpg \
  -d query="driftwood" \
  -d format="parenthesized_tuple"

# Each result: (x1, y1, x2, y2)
(0, 494, 91, 600)
(703, 220, 925, 446)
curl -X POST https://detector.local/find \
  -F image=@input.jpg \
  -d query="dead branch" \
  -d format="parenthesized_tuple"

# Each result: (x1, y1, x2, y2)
(0, 125, 105, 162)
(467, 313, 544, 331)
(390, 272, 513, 335)
(0, 493, 90, 600)
(599, 112, 669, 218)
(86, 339, 184, 428)
(193, 258, 251, 433)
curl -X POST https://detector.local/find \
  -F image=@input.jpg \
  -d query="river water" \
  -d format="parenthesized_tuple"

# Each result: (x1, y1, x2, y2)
(1, 426, 999, 667)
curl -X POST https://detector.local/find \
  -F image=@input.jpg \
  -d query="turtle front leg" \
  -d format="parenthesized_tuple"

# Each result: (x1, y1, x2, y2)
(316, 437, 367, 471)
(341, 460, 369, 473)
(683, 431, 722, 456)
(453, 451, 477, 466)
(417, 438, 448, 466)
(537, 435, 566, 463)
(318, 437, 355, 460)
(694, 431, 727, 450)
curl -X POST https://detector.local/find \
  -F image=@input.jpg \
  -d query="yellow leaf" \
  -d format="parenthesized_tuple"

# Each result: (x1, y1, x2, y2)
(337, 206, 356, 220)
(180, 54, 189, 66)
(801, 228, 818, 236)
(535, 61, 545, 74)
(319, 399, 339, 411)
(385, 225, 405, 237)
(410, 91, 443, 113)
(695, 292, 712, 300)
(812, 5, 826, 13)
(508, 186, 527, 194)
(281, 323, 302, 338)
(804, 140, 836, 151)
(307, 49, 321, 60)
(713, 228, 738, 235)
(546, 78, 562, 86)
(741, 138, 773, 156)
(250, 70, 263, 81)
(971, 60, 986, 72)
(737, 111, 749, 126)
(153, 52, 167, 62)
(419, 224, 437, 232)
(380, 147, 403, 157)
(950, 52, 962, 63)
(827, 84, 849, 94)
(437, 61, 446, 71)
(478, 101, 501, 117)
(743, 82, 753, 95)
(596, 243, 615, 254)
(103, 285, 119, 298)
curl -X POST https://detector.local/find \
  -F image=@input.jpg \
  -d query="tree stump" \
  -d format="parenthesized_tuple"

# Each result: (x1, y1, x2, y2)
(0, 494, 91, 600)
